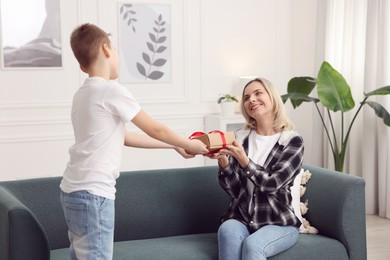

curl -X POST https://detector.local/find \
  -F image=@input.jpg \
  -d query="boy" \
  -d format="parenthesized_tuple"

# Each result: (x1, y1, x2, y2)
(60, 23, 208, 259)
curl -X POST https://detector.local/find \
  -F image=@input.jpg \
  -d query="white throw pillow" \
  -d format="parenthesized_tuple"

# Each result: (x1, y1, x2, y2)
(292, 168, 318, 234)
(291, 168, 304, 225)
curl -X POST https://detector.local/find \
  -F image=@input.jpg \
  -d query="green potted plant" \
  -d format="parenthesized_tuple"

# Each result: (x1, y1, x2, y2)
(281, 61, 390, 172)
(218, 94, 239, 116)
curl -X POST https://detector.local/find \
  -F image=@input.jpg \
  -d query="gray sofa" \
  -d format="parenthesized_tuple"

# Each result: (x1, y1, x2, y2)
(0, 164, 366, 260)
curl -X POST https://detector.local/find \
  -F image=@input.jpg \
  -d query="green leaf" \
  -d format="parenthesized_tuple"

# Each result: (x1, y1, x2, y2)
(287, 77, 316, 107)
(365, 101, 390, 127)
(217, 94, 238, 104)
(317, 61, 355, 112)
(365, 85, 390, 96)
(231, 96, 239, 102)
(287, 77, 316, 94)
(281, 93, 319, 108)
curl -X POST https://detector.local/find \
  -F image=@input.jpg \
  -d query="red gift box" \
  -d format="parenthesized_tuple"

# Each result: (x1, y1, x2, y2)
(189, 130, 235, 154)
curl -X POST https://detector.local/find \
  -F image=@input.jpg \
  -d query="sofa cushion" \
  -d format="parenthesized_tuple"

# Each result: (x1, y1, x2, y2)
(50, 232, 348, 260)
(271, 234, 349, 260)
(51, 233, 218, 260)
(114, 233, 218, 260)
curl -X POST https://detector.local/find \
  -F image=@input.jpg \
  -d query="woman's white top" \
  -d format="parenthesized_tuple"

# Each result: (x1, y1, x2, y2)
(247, 131, 281, 214)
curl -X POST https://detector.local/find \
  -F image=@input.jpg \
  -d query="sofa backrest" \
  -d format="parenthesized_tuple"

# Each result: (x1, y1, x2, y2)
(0, 166, 229, 250)
(114, 166, 229, 241)
(302, 164, 367, 260)
(0, 176, 68, 250)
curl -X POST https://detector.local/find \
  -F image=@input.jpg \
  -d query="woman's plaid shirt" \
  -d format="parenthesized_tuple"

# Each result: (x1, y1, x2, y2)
(218, 129, 304, 233)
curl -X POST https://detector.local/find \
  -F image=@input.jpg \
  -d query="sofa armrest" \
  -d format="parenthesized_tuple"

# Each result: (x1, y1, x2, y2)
(0, 186, 50, 260)
(302, 164, 367, 260)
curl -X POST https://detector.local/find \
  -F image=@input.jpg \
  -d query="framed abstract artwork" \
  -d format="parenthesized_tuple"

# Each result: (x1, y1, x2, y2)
(0, 0, 62, 68)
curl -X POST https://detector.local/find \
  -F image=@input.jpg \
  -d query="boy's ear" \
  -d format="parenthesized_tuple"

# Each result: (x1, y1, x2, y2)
(80, 65, 87, 73)
(102, 43, 110, 58)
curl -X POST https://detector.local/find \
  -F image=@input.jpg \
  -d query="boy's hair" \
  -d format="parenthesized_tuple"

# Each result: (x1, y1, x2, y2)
(70, 23, 111, 69)
(240, 77, 295, 131)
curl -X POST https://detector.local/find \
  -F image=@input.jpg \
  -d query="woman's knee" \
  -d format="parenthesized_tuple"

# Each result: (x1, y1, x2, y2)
(218, 219, 248, 241)
(242, 226, 299, 259)
(242, 235, 266, 259)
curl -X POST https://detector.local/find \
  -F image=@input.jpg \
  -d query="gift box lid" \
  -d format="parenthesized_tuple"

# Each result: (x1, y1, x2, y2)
(194, 131, 235, 151)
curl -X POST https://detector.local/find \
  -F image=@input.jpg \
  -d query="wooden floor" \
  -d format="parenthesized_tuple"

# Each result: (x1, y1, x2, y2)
(366, 214, 390, 260)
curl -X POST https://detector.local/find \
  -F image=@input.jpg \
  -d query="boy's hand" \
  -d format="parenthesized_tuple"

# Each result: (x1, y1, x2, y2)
(186, 139, 208, 155)
(174, 147, 195, 159)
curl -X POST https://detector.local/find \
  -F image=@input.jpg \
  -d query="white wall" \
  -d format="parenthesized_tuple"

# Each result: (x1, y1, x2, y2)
(0, 0, 320, 181)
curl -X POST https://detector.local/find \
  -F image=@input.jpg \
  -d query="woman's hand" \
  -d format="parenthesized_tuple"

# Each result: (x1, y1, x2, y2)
(204, 151, 229, 169)
(219, 140, 249, 168)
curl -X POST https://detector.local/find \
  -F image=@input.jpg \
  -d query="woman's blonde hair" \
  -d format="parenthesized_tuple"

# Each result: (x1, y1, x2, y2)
(240, 77, 294, 131)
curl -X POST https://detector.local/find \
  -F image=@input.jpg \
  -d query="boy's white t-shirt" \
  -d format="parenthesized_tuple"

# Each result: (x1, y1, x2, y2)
(60, 77, 141, 200)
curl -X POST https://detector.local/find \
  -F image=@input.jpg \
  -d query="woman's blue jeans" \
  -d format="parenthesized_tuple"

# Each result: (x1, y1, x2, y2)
(60, 190, 115, 260)
(218, 219, 299, 260)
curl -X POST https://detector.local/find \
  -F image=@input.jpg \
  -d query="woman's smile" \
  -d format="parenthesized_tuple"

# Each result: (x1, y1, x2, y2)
(250, 103, 263, 111)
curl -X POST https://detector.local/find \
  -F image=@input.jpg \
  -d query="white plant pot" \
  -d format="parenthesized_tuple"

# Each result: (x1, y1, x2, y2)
(220, 102, 235, 116)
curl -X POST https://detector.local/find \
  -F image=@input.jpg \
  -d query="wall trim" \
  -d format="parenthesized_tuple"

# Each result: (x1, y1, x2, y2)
(0, 118, 70, 127)
(0, 113, 205, 143)
(0, 133, 74, 144)
(0, 113, 204, 126)
(199, 0, 213, 103)
(0, 101, 71, 109)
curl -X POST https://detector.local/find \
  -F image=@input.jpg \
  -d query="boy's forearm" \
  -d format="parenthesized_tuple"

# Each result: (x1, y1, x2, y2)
(148, 125, 189, 149)
(131, 110, 190, 150)
(124, 131, 175, 149)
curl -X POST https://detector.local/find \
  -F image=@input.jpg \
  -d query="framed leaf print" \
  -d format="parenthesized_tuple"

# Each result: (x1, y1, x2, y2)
(118, 3, 171, 83)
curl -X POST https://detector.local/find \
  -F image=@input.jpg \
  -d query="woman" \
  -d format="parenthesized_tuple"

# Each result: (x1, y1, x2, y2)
(209, 78, 303, 260)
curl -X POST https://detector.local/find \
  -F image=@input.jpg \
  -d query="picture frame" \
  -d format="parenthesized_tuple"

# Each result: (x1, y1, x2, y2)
(118, 2, 171, 83)
(0, 0, 62, 68)
(95, 0, 187, 103)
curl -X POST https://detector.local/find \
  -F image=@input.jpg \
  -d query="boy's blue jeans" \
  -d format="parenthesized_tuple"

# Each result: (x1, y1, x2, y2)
(60, 190, 115, 260)
(218, 219, 299, 260)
